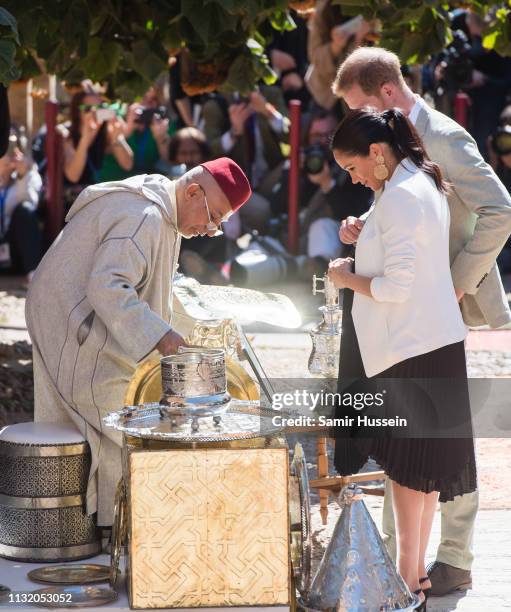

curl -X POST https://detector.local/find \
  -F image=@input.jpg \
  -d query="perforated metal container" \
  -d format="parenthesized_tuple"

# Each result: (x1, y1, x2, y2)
(159, 349, 231, 425)
(0, 423, 101, 562)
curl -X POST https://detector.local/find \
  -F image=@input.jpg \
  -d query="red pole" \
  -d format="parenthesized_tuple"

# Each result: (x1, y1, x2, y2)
(454, 92, 471, 128)
(288, 99, 301, 255)
(44, 100, 64, 246)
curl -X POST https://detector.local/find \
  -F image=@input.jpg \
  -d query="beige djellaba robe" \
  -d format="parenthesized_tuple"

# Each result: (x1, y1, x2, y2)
(25, 174, 182, 525)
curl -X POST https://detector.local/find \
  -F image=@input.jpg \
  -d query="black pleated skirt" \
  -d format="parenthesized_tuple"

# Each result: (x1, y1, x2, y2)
(334, 287, 477, 503)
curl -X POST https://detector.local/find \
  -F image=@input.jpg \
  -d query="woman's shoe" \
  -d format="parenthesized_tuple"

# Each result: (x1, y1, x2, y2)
(419, 576, 432, 600)
(413, 589, 427, 611)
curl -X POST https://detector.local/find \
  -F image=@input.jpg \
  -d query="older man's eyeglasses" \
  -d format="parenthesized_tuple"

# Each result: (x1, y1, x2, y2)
(199, 187, 225, 236)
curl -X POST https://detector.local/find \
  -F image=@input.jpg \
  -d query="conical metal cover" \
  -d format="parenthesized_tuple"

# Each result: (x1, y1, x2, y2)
(303, 485, 420, 611)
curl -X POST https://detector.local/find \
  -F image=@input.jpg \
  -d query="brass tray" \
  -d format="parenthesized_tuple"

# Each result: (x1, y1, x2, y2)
(31, 585, 117, 608)
(28, 564, 110, 585)
(110, 479, 127, 588)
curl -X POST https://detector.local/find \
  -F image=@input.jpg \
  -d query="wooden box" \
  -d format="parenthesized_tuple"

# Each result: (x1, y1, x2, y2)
(124, 441, 290, 608)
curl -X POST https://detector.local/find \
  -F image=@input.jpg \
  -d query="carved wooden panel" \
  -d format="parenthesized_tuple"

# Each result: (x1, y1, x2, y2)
(128, 447, 289, 608)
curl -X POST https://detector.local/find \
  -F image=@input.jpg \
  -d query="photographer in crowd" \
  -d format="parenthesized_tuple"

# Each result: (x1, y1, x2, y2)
(268, 109, 371, 276)
(306, 0, 370, 112)
(431, 8, 511, 158)
(299, 110, 371, 271)
(202, 87, 289, 234)
(122, 87, 171, 175)
(0, 132, 43, 284)
(63, 89, 133, 188)
(96, 87, 170, 182)
(268, 9, 311, 111)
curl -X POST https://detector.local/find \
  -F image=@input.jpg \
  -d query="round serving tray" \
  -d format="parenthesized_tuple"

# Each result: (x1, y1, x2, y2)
(289, 443, 312, 599)
(28, 564, 110, 585)
(103, 400, 282, 442)
(110, 480, 127, 588)
(31, 585, 118, 608)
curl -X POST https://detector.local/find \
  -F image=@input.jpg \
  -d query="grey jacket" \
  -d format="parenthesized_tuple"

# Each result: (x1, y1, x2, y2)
(415, 102, 511, 328)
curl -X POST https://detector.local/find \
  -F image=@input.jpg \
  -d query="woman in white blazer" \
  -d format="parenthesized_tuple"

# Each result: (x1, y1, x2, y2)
(327, 108, 476, 610)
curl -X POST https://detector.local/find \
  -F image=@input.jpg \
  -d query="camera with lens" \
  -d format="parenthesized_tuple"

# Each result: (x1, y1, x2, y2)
(304, 143, 331, 175)
(438, 29, 473, 92)
(492, 126, 511, 157)
(134, 105, 168, 127)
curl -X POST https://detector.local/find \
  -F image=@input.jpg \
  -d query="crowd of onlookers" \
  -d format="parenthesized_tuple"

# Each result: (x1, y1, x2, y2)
(2, 1, 511, 287)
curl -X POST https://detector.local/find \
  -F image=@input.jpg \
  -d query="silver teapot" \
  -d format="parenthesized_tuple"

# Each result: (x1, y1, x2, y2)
(308, 274, 342, 378)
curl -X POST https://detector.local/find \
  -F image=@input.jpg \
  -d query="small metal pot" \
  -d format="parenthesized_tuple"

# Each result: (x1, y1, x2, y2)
(160, 350, 231, 427)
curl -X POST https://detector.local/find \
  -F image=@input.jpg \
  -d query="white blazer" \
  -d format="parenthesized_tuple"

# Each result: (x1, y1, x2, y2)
(352, 159, 467, 377)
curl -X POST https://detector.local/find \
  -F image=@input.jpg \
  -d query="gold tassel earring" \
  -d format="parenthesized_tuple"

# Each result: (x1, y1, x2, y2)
(374, 154, 389, 180)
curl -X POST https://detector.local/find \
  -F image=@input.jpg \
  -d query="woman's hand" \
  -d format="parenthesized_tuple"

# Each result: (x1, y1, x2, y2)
(330, 25, 350, 53)
(11, 148, 29, 178)
(106, 117, 126, 145)
(151, 115, 170, 162)
(354, 19, 372, 45)
(339, 216, 364, 244)
(328, 257, 354, 288)
(125, 103, 142, 136)
(228, 103, 254, 137)
(106, 117, 134, 171)
(80, 112, 101, 147)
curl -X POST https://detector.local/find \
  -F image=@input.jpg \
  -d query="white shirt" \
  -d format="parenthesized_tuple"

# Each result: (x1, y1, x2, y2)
(352, 159, 467, 377)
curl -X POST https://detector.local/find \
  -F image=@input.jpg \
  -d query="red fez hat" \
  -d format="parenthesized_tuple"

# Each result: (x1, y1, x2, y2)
(200, 157, 252, 212)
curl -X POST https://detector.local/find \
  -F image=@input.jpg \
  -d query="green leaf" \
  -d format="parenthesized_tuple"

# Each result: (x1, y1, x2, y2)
(253, 30, 266, 47)
(112, 72, 151, 101)
(90, 8, 110, 37)
(160, 21, 183, 50)
(13, 8, 42, 48)
(81, 37, 122, 81)
(269, 10, 296, 32)
(394, 5, 429, 26)
(222, 53, 257, 94)
(181, 0, 239, 45)
(35, 19, 60, 59)
(247, 37, 264, 55)
(260, 61, 277, 85)
(61, 0, 91, 58)
(16, 48, 41, 80)
(483, 29, 499, 50)
(0, 7, 19, 45)
(213, 0, 245, 14)
(0, 39, 16, 69)
(127, 39, 167, 83)
(331, 0, 372, 5)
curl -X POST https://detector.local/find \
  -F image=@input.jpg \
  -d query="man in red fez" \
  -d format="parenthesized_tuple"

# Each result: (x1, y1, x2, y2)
(26, 158, 251, 526)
